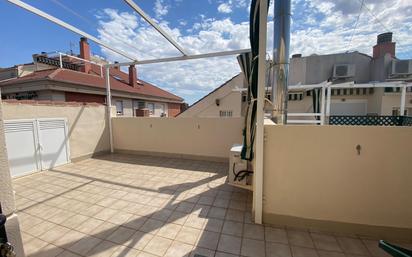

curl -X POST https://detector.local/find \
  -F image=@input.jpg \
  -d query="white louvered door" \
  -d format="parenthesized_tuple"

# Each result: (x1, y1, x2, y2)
(37, 119, 70, 171)
(4, 118, 70, 177)
(4, 120, 40, 177)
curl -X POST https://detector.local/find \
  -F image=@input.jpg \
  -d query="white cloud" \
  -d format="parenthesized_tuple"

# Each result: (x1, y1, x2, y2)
(97, 9, 251, 103)
(217, 3, 233, 14)
(154, 0, 169, 19)
(96, 0, 412, 104)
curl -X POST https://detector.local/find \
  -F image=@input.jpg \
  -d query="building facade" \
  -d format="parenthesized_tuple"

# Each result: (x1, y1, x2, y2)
(180, 33, 412, 118)
(0, 38, 186, 117)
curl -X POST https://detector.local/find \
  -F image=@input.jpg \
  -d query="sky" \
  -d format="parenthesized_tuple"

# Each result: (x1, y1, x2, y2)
(1, 0, 412, 104)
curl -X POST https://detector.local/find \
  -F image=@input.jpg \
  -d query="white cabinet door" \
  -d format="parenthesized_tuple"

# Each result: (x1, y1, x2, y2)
(37, 119, 70, 170)
(4, 120, 40, 177)
(4, 118, 70, 177)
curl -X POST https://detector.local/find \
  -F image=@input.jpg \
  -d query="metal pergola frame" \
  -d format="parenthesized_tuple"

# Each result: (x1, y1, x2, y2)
(288, 81, 412, 124)
(7, 0, 268, 224)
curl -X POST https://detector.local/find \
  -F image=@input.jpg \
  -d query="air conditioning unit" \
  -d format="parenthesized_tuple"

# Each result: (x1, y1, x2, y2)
(391, 60, 412, 75)
(228, 144, 252, 190)
(333, 64, 355, 78)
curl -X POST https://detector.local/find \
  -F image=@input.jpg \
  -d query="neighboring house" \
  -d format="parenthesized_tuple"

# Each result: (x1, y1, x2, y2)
(178, 74, 247, 118)
(181, 32, 412, 118)
(0, 38, 185, 117)
(288, 32, 412, 116)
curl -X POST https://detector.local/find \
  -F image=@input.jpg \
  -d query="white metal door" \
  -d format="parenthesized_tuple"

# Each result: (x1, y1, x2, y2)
(4, 118, 70, 177)
(37, 119, 70, 170)
(4, 120, 40, 177)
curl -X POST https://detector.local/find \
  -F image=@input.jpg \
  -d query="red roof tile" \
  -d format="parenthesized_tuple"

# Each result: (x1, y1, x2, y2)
(0, 67, 183, 102)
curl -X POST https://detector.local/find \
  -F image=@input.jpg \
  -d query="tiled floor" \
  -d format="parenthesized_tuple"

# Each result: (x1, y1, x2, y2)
(13, 154, 408, 257)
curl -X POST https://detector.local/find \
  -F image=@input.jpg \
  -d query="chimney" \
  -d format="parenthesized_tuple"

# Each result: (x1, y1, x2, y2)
(114, 61, 119, 70)
(79, 37, 91, 73)
(373, 32, 396, 59)
(129, 65, 137, 87)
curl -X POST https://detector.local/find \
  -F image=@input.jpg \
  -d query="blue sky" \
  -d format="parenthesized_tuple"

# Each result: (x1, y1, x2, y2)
(1, 0, 412, 104)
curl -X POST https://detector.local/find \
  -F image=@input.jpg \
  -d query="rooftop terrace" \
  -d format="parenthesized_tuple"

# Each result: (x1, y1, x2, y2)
(13, 154, 409, 257)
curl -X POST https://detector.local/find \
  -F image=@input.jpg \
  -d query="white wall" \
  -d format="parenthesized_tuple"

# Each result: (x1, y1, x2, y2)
(0, 100, 25, 256)
(179, 74, 245, 118)
(2, 101, 110, 160)
(112, 117, 243, 160)
(263, 124, 412, 240)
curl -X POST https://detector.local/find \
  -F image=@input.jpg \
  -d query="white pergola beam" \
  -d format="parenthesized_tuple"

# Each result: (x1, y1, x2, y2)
(124, 0, 188, 56)
(107, 49, 251, 67)
(253, 0, 268, 225)
(7, 0, 137, 61)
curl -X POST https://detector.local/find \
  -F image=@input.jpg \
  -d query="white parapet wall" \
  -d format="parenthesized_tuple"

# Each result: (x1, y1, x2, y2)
(112, 117, 244, 161)
(0, 100, 25, 256)
(263, 124, 412, 240)
(2, 101, 111, 161)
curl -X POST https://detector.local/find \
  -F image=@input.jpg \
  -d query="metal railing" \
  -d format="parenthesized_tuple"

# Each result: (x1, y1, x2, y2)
(329, 115, 412, 126)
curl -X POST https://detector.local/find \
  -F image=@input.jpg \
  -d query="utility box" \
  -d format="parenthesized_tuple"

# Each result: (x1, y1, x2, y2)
(228, 144, 252, 190)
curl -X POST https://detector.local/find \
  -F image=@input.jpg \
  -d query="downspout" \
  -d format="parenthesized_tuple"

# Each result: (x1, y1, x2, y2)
(104, 66, 114, 153)
(271, 0, 291, 124)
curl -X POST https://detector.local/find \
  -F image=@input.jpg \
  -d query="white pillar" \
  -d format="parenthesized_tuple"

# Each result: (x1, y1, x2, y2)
(320, 85, 326, 125)
(400, 85, 406, 116)
(105, 66, 114, 153)
(253, 0, 268, 225)
(59, 53, 63, 68)
(326, 84, 332, 124)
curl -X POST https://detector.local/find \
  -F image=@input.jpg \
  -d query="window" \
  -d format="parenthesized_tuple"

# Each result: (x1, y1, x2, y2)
(147, 103, 155, 116)
(160, 104, 167, 117)
(115, 100, 124, 116)
(220, 110, 233, 117)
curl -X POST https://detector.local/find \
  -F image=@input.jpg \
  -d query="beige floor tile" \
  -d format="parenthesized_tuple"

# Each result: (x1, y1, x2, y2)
(241, 238, 266, 257)
(23, 238, 49, 256)
(150, 209, 173, 222)
(190, 247, 216, 257)
(29, 244, 64, 257)
(139, 218, 164, 234)
(265, 227, 289, 244)
(266, 242, 292, 257)
(176, 226, 202, 245)
(57, 250, 83, 257)
(62, 214, 90, 229)
(156, 223, 182, 239)
(208, 207, 227, 219)
(106, 226, 136, 245)
(243, 223, 265, 240)
(222, 221, 243, 237)
(54, 230, 87, 249)
(184, 214, 207, 229)
(311, 233, 342, 252)
(68, 235, 102, 256)
(107, 211, 134, 225)
(111, 245, 140, 257)
(225, 209, 244, 222)
(215, 251, 239, 257)
(91, 222, 119, 239)
(167, 211, 189, 225)
(196, 230, 221, 250)
(164, 241, 193, 257)
(38, 224, 71, 243)
(143, 236, 173, 256)
(217, 234, 242, 255)
(127, 231, 154, 250)
(124, 215, 148, 230)
(336, 237, 369, 255)
(26, 221, 57, 237)
(87, 240, 120, 257)
(204, 218, 224, 233)
(291, 246, 319, 257)
(317, 250, 346, 257)
(362, 239, 393, 257)
(94, 208, 118, 221)
(288, 230, 315, 248)
(77, 217, 105, 235)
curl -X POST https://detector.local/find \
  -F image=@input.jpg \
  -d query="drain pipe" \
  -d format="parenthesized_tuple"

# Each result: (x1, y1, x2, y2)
(271, 0, 291, 124)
